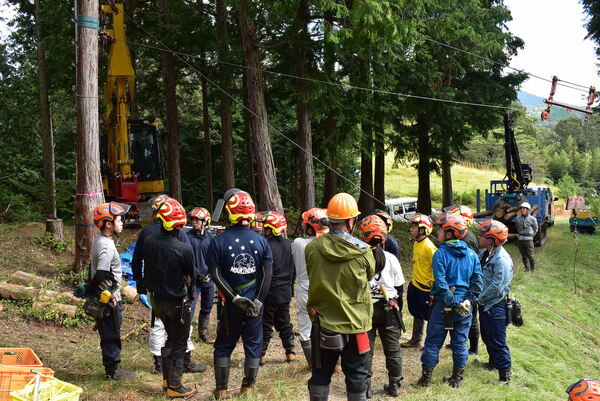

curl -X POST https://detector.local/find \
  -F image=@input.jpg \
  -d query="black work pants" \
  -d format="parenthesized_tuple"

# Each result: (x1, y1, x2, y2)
(468, 305, 479, 353)
(518, 240, 535, 270)
(153, 295, 191, 361)
(309, 327, 371, 394)
(98, 303, 122, 369)
(368, 303, 402, 380)
(261, 299, 295, 356)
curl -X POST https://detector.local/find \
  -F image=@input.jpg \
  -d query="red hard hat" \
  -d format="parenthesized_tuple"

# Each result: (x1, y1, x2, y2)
(446, 205, 474, 226)
(224, 189, 255, 226)
(434, 212, 468, 240)
(373, 209, 393, 230)
(156, 198, 187, 231)
(263, 211, 287, 236)
(189, 207, 211, 224)
(408, 213, 434, 236)
(301, 208, 329, 237)
(567, 379, 600, 401)
(359, 215, 388, 244)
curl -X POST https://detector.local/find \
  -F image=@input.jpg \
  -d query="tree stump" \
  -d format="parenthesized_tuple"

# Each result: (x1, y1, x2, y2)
(45, 218, 64, 241)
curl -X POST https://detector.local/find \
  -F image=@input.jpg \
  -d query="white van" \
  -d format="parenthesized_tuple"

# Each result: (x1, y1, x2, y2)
(385, 197, 418, 222)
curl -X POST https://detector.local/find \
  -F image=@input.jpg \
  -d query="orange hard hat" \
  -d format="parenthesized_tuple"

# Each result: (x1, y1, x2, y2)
(446, 205, 474, 226)
(474, 219, 508, 247)
(359, 215, 388, 244)
(567, 379, 600, 401)
(373, 209, 393, 230)
(409, 213, 434, 236)
(156, 198, 187, 231)
(93, 202, 131, 229)
(326, 193, 360, 221)
(434, 212, 468, 240)
(302, 208, 329, 237)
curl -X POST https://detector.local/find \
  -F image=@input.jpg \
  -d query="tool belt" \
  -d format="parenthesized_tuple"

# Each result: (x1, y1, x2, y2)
(375, 299, 401, 330)
(319, 328, 349, 352)
(506, 295, 523, 327)
(83, 279, 116, 319)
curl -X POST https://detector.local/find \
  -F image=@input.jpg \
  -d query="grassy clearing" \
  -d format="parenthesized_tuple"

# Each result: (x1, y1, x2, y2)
(1, 219, 599, 400)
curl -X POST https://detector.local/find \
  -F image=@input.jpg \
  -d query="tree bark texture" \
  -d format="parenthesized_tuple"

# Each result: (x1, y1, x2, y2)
(441, 141, 453, 208)
(295, 0, 316, 211)
(358, 123, 374, 214)
(74, 0, 104, 273)
(160, 0, 182, 202)
(321, 12, 337, 207)
(35, 0, 57, 221)
(201, 75, 213, 209)
(374, 130, 386, 210)
(238, 4, 283, 212)
(242, 75, 256, 197)
(216, 0, 235, 189)
(417, 117, 432, 215)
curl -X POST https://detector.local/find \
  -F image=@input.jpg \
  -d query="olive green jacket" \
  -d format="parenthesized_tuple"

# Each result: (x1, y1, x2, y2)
(306, 229, 375, 334)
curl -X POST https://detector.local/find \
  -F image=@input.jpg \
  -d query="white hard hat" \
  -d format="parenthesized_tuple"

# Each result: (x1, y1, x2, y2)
(521, 202, 531, 210)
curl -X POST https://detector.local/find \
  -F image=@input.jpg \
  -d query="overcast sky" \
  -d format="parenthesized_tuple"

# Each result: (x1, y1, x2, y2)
(504, 0, 599, 105)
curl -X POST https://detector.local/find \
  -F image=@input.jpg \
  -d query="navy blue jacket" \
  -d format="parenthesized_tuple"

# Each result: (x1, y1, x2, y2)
(266, 236, 295, 303)
(186, 230, 213, 277)
(384, 234, 399, 258)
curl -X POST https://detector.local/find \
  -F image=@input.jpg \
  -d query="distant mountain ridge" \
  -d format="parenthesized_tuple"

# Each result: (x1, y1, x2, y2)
(518, 91, 546, 108)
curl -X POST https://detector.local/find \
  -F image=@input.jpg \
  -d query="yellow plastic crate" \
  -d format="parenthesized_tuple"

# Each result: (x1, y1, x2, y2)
(9, 376, 82, 401)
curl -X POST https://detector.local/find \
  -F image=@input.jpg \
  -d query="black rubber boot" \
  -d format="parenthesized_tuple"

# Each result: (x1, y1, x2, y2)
(474, 358, 495, 371)
(240, 358, 260, 395)
(308, 383, 330, 401)
(444, 366, 465, 388)
(105, 363, 135, 381)
(166, 357, 197, 398)
(183, 352, 206, 373)
(416, 365, 434, 387)
(493, 368, 511, 385)
(401, 318, 424, 348)
(384, 376, 402, 396)
(198, 313, 214, 344)
(153, 355, 163, 374)
(347, 391, 368, 401)
(300, 340, 312, 368)
(213, 357, 230, 400)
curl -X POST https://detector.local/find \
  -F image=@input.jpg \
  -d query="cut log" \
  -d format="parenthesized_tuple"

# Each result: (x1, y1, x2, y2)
(0, 283, 41, 300)
(507, 206, 520, 213)
(504, 212, 517, 220)
(36, 289, 59, 301)
(0, 301, 4, 313)
(494, 209, 506, 219)
(121, 285, 140, 304)
(45, 219, 64, 242)
(32, 301, 77, 318)
(9, 271, 48, 288)
(60, 292, 84, 306)
(474, 210, 493, 218)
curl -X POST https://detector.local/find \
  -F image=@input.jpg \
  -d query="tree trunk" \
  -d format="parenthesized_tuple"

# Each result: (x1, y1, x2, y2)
(238, 4, 283, 212)
(374, 131, 385, 210)
(35, 0, 62, 239)
(160, 0, 182, 202)
(242, 75, 256, 197)
(201, 74, 213, 209)
(295, 0, 315, 211)
(416, 118, 432, 215)
(216, 0, 235, 189)
(74, 0, 104, 273)
(358, 123, 374, 214)
(441, 141, 453, 208)
(321, 11, 337, 207)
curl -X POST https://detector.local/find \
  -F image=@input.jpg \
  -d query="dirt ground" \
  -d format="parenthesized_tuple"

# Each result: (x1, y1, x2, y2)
(0, 222, 447, 401)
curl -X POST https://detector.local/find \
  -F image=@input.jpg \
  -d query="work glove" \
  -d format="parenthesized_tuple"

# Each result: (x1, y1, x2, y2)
(136, 281, 147, 296)
(455, 299, 471, 316)
(73, 283, 89, 299)
(245, 299, 263, 318)
(197, 273, 211, 285)
(232, 295, 255, 314)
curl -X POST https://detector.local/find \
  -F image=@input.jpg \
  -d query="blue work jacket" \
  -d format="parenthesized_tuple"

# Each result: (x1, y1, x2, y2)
(477, 246, 513, 311)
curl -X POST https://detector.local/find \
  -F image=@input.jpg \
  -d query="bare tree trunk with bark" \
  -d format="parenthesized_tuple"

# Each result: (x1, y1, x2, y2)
(374, 131, 386, 210)
(242, 75, 256, 197)
(441, 141, 453, 208)
(358, 123, 374, 214)
(201, 74, 213, 209)
(74, 0, 104, 273)
(160, 0, 182, 202)
(417, 118, 432, 215)
(238, 3, 283, 212)
(321, 11, 337, 207)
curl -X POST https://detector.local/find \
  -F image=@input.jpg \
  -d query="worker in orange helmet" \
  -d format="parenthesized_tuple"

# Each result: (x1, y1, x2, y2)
(306, 193, 375, 401)
(259, 211, 297, 365)
(567, 379, 600, 401)
(87, 201, 136, 381)
(292, 208, 329, 368)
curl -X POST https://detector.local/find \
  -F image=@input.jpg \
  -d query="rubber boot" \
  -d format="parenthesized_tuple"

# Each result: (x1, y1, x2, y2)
(416, 365, 434, 387)
(166, 356, 197, 398)
(105, 363, 135, 381)
(240, 358, 260, 395)
(474, 358, 495, 371)
(213, 357, 230, 400)
(183, 352, 206, 373)
(443, 366, 465, 388)
(347, 391, 368, 401)
(491, 368, 511, 385)
(300, 340, 312, 369)
(384, 376, 402, 397)
(308, 383, 330, 401)
(401, 318, 424, 348)
(198, 313, 214, 344)
(153, 355, 163, 374)
(161, 348, 170, 391)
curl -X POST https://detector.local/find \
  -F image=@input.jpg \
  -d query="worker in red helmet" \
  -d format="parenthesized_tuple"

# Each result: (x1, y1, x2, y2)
(373, 209, 400, 258)
(132, 195, 204, 376)
(359, 215, 405, 397)
(138, 198, 198, 398)
(567, 379, 600, 401)
(206, 188, 273, 399)
(259, 211, 297, 366)
(291, 208, 329, 368)
(186, 207, 215, 344)
(474, 219, 513, 384)
(88, 201, 135, 381)
(417, 213, 482, 389)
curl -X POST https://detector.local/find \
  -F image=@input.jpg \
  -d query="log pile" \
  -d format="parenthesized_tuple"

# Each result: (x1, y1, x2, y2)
(475, 203, 539, 220)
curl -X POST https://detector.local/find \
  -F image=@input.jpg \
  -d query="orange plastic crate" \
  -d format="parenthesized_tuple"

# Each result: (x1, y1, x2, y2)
(0, 350, 42, 368)
(0, 367, 55, 401)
